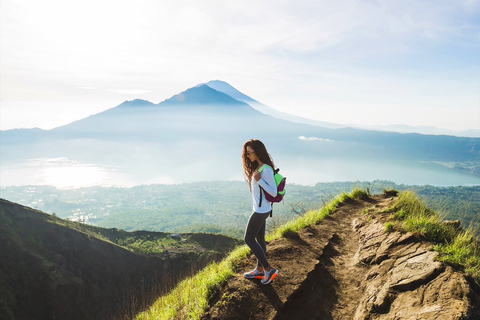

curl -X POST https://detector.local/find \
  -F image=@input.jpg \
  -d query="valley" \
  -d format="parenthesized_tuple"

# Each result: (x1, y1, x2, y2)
(2, 181, 479, 239)
(0, 80, 479, 318)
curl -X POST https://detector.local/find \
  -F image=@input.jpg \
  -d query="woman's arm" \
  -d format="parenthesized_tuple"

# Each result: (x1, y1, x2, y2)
(257, 166, 277, 197)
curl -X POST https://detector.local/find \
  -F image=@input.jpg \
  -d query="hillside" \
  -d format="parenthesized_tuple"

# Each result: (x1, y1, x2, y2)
(140, 192, 480, 319)
(0, 199, 239, 320)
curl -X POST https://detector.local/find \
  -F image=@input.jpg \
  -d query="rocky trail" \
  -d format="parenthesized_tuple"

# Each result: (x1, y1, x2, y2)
(201, 195, 480, 320)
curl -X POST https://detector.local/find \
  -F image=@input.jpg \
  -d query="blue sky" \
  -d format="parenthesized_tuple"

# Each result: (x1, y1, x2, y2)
(1, 0, 479, 131)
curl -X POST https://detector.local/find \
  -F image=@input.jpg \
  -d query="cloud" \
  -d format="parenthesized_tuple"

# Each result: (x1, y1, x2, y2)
(3, 0, 477, 83)
(107, 89, 151, 95)
(299, 136, 333, 142)
(1, 0, 479, 131)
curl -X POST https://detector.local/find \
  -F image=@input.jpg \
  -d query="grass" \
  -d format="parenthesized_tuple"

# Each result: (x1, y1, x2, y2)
(267, 187, 368, 241)
(137, 245, 250, 320)
(384, 222, 394, 233)
(385, 190, 480, 280)
(136, 188, 367, 320)
(435, 229, 480, 279)
(137, 188, 479, 319)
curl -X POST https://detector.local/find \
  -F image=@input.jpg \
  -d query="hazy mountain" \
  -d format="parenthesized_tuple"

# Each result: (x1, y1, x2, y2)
(50, 84, 272, 140)
(204, 80, 480, 137)
(5, 82, 476, 160)
(205, 80, 345, 129)
(0, 81, 479, 186)
(349, 123, 480, 138)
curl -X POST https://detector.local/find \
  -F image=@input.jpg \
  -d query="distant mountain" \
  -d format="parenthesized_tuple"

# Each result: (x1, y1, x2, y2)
(0, 198, 239, 320)
(349, 123, 480, 138)
(205, 80, 345, 129)
(0, 80, 479, 186)
(48, 84, 268, 140)
(162, 83, 251, 107)
(206, 80, 480, 137)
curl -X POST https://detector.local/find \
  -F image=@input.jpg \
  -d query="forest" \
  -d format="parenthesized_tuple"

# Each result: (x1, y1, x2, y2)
(1, 180, 479, 239)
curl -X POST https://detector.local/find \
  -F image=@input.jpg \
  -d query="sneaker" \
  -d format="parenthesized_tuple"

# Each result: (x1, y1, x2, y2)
(244, 268, 265, 279)
(261, 268, 279, 285)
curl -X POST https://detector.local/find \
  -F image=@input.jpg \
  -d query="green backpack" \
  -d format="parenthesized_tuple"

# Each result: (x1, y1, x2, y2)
(258, 165, 286, 216)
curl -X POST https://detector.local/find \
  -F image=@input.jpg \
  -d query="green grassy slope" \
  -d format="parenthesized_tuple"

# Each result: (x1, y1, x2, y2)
(136, 188, 480, 320)
(0, 199, 239, 320)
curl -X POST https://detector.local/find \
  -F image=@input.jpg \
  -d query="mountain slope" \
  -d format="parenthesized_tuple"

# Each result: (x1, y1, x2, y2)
(200, 194, 480, 319)
(47, 84, 272, 141)
(0, 199, 239, 320)
(4, 82, 479, 160)
(205, 80, 480, 137)
(205, 80, 345, 129)
(350, 123, 480, 138)
(0, 80, 479, 186)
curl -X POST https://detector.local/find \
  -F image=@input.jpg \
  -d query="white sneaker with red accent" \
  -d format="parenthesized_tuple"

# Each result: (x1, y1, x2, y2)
(243, 268, 265, 279)
(261, 268, 279, 284)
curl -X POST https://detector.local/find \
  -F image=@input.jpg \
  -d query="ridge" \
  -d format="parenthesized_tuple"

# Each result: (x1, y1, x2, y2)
(160, 84, 250, 107)
(139, 192, 480, 319)
(0, 198, 240, 320)
(201, 194, 480, 319)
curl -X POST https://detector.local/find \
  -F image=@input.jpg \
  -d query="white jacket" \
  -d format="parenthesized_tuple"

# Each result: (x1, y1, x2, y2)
(251, 164, 277, 214)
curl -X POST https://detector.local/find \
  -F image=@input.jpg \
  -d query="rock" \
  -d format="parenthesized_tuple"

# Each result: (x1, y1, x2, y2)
(353, 215, 475, 320)
(442, 220, 462, 230)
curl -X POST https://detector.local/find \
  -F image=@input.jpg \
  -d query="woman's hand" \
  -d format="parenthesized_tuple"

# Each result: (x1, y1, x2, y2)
(253, 170, 261, 182)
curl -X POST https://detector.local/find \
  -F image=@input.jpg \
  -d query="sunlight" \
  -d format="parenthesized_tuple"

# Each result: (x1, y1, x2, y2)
(42, 165, 107, 188)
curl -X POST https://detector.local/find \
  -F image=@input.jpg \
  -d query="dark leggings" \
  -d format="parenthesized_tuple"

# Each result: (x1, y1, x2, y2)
(244, 211, 271, 269)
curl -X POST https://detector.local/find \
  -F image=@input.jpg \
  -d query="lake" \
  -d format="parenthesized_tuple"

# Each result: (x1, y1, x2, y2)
(1, 156, 478, 188)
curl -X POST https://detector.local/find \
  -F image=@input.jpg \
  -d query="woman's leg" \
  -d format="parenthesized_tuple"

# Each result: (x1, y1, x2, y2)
(244, 211, 270, 269)
(255, 216, 267, 268)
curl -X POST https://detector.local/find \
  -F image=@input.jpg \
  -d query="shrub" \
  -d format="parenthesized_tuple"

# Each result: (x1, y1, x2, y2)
(383, 188, 399, 197)
(350, 187, 369, 200)
(384, 222, 394, 233)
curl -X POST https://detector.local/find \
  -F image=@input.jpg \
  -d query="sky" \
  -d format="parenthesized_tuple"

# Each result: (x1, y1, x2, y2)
(1, 0, 479, 132)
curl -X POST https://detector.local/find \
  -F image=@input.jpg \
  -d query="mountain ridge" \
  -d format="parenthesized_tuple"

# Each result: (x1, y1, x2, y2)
(161, 84, 251, 107)
(0, 80, 479, 187)
(1, 80, 478, 137)
(205, 80, 347, 130)
(0, 198, 239, 320)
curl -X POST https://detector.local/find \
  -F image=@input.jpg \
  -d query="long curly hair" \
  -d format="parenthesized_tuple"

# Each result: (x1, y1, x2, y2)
(242, 139, 275, 188)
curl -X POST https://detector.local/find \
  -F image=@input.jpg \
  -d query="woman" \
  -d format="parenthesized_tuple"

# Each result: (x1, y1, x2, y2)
(242, 139, 279, 285)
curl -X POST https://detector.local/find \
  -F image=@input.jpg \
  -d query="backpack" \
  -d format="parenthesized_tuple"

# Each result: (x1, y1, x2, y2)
(258, 165, 286, 216)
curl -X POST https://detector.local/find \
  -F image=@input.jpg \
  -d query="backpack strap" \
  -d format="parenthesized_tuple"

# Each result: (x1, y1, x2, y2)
(258, 165, 274, 214)
(258, 165, 269, 207)
(258, 164, 272, 173)
(259, 188, 273, 217)
(259, 188, 263, 207)
(259, 164, 278, 218)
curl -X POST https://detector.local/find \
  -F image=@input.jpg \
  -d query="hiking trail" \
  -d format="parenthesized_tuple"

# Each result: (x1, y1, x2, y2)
(201, 194, 480, 320)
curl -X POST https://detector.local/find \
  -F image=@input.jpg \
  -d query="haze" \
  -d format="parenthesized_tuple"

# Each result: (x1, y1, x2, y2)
(1, 0, 479, 132)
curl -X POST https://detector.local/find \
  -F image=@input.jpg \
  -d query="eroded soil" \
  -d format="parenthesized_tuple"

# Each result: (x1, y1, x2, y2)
(201, 195, 480, 320)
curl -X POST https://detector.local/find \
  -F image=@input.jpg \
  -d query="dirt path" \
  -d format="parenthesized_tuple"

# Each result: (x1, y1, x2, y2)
(202, 195, 394, 320)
